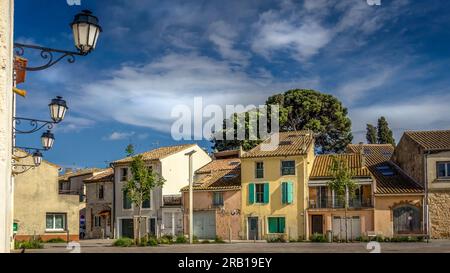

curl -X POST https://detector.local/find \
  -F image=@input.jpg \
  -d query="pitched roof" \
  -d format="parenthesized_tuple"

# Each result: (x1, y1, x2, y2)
(370, 162, 423, 195)
(181, 155, 241, 191)
(181, 169, 241, 191)
(310, 154, 371, 179)
(195, 158, 241, 174)
(346, 144, 394, 166)
(59, 168, 103, 181)
(346, 144, 423, 195)
(404, 130, 450, 151)
(84, 168, 114, 183)
(241, 131, 314, 159)
(113, 144, 196, 164)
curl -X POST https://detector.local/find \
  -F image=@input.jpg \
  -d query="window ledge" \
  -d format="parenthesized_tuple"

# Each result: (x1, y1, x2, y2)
(45, 230, 66, 233)
(435, 178, 450, 182)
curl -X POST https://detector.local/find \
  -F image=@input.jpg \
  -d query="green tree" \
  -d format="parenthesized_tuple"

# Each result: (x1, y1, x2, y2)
(123, 146, 165, 243)
(366, 124, 377, 144)
(377, 116, 395, 146)
(212, 89, 353, 153)
(327, 155, 357, 242)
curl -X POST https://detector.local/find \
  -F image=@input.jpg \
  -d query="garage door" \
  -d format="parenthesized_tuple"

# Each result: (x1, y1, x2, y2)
(332, 216, 361, 240)
(121, 219, 134, 239)
(193, 211, 216, 239)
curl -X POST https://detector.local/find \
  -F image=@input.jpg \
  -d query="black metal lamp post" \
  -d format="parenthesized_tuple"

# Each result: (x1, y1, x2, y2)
(14, 10, 102, 71)
(12, 10, 100, 173)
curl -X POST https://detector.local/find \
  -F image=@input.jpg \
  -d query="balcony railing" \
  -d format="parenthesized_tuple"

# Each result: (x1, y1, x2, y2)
(308, 195, 373, 209)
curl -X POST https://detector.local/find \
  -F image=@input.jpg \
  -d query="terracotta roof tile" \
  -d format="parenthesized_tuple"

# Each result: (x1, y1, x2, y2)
(404, 130, 450, 151)
(84, 168, 114, 183)
(59, 168, 103, 181)
(113, 144, 196, 164)
(310, 154, 371, 179)
(181, 169, 241, 191)
(346, 144, 423, 195)
(346, 144, 394, 166)
(196, 158, 240, 174)
(241, 131, 314, 159)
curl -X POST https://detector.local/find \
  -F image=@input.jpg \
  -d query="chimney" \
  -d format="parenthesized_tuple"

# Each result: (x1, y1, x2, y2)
(359, 143, 366, 167)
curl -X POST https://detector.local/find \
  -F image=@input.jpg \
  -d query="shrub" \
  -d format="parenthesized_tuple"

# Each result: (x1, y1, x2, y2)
(15, 238, 44, 249)
(214, 236, 225, 244)
(162, 234, 173, 242)
(201, 240, 210, 244)
(310, 233, 327, 243)
(113, 237, 134, 247)
(193, 235, 199, 244)
(158, 235, 173, 244)
(266, 235, 286, 243)
(147, 237, 158, 246)
(46, 238, 66, 243)
(175, 235, 187, 244)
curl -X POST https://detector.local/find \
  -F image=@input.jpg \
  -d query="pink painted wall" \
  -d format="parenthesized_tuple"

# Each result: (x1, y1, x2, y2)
(182, 190, 242, 240)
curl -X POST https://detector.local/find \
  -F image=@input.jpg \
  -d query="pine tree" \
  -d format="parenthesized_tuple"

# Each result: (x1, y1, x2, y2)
(366, 124, 377, 144)
(377, 116, 395, 146)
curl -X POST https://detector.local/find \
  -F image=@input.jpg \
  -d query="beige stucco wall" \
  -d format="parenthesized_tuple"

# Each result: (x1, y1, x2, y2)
(374, 195, 423, 238)
(182, 189, 242, 240)
(14, 152, 80, 242)
(427, 151, 450, 190)
(0, 0, 14, 252)
(85, 182, 113, 239)
(160, 145, 211, 196)
(240, 152, 311, 240)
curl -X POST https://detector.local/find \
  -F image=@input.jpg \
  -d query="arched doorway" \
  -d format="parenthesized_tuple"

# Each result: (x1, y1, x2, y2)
(393, 205, 421, 234)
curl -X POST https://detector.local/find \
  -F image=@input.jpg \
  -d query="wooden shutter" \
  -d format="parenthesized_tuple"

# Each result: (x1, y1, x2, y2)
(263, 183, 269, 204)
(287, 182, 294, 204)
(248, 183, 255, 204)
(279, 217, 286, 233)
(281, 182, 287, 204)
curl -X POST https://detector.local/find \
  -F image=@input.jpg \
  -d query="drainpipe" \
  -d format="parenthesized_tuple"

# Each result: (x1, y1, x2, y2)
(109, 163, 115, 239)
(423, 151, 430, 242)
(185, 150, 196, 244)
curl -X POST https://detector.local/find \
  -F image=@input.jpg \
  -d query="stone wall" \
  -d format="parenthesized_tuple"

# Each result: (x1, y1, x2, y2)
(429, 192, 450, 238)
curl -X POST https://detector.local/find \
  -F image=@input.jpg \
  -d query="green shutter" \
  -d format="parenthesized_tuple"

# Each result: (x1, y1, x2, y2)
(287, 182, 294, 204)
(268, 218, 277, 233)
(281, 182, 287, 204)
(248, 183, 255, 204)
(279, 217, 286, 233)
(263, 183, 269, 204)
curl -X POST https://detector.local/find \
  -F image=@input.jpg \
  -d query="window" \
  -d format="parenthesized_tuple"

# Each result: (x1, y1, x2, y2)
(437, 162, 450, 179)
(142, 195, 151, 209)
(255, 162, 264, 178)
(248, 183, 269, 204)
(213, 192, 224, 206)
(255, 184, 265, 203)
(94, 216, 101, 227)
(46, 213, 66, 231)
(281, 160, 295, 176)
(268, 217, 285, 233)
(120, 168, 128, 181)
(123, 190, 132, 209)
(98, 185, 104, 200)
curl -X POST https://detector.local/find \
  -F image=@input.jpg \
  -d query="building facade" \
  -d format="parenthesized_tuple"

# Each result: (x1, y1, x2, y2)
(113, 144, 211, 239)
(84, 168, 114, 239)
(181, 150, 241, 240)
(240, 131, 315, 241)
(393, 130, 450, 238)
(13, 151, 80, 242)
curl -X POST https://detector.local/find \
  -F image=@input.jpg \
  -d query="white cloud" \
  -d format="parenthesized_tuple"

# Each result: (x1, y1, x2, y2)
(350, 93, 450, 143)
(54, 116, 95, 133)
(70, 53, 319, 136)
(208, 21, 250, 65)
(104, 131, 136, 141)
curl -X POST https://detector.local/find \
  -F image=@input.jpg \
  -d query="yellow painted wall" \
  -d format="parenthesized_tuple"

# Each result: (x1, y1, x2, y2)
(374, 195, 423, 238)
(241, 149, 313, 240)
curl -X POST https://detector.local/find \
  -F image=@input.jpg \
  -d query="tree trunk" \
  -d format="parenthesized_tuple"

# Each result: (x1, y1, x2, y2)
(137, 206, 142, 244)
(345, 205, 348, 243)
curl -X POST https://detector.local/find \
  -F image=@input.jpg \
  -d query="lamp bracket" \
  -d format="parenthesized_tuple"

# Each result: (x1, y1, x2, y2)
(14, 43, 86, 72)
(13, 117, 58, 134)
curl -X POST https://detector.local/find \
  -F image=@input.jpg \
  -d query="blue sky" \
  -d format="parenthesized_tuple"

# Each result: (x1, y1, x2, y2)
(14, 0, 450, 168)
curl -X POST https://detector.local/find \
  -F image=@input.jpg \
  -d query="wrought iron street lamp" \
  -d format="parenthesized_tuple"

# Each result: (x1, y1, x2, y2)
(41, 130, 55, 150)
(32, 151, 43, 167)
(49, 96, 68, 123)
(71, 10, 102, 55)
(14, 10, 102, 71)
